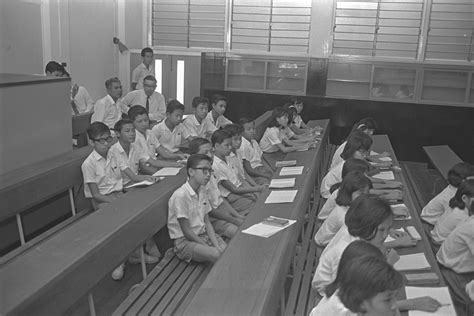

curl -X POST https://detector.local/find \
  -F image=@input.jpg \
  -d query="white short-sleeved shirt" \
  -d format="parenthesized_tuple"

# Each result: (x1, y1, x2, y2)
(309, 291, 356, 316)
(437, 216, 474, 273)
(118, 90, 166, 122)
(206, 111, 232, 130)
(109, 142, 148, 185)
(466, 280, 474, 300)
(321, 161, 344, 199)
(152, 120, 189, 153)
(421, 185, 457, 225)
(293, 115, 303, 128)
(431, 207, 469, 244)
(133, 129, 160, 159)
(73, 86, 94, 113)
(91, 94, 122, 129)
(228, 151, 246, 181)
(238, 137, 264, 169)
(132, 63, 155, 90)
(167, 181, 212, 239)
(206, 174, 224, 209)
(315, 204, 349, 246)
(313, 226, 358, 296)
(318, 189, 339, 220)
(182, 115, 217, 139)
(330, 141, 347, 170)
(81, 150, 123, 198)
(259, 127, 295, 153)
(213, 155, 242, 197)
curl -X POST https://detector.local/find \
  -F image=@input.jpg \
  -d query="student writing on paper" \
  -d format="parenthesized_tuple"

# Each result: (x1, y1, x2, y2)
(421, 162, 474, 226)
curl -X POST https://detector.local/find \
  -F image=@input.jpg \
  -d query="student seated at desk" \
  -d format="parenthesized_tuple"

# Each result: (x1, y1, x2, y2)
(422, 162, 474, 226)
(131, 47, 154, 91)
(119, 75, 166, 123)
(189, 138, 243, 238)
(223, 124, 266, 194)
(127, 105, 183, 174)
(182, 96, 216, 140)
(285, 97, 318, 135)
(259, 107, 316, 154)
(431, 179, 474, 245)
(237, 118, 273, 185)
(151, 100, 191, 160)
(91, 77, 123, 130)
(437, 198, 474, 315)
(109, 119, 159, 186)
(212, 129, 262, 214)
(207, 94, 232, 129)
(310, 241, 442, 316)
(168, 154, 227, 263)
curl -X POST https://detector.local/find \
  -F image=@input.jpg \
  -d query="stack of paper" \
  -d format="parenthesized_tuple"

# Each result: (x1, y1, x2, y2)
(373, 171, 395, 180)
(275, 160, 297, 167)
(153, 167, 182, 177)
(242, 219, 296, 238)
(269, 178, 296, 188)
(280, 166, 304, 176)
(125, 178, 163, 188)
(405, 286, 456, 316)
(379, 156, 392, 162)
(394, 253, 430, 271)
(265, 190, 298, 204)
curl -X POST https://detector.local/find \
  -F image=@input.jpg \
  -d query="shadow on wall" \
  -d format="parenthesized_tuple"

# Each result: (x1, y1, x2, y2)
(204, 90, 474, 163)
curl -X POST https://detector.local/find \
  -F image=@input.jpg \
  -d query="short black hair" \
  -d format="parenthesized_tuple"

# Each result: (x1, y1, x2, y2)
(210, 94, 227, 105)
(345, 194, 392, 241)
(341, 130, 373, 160)
(330, 158, 370, 193)
(141, 47, 153, 57)
(189, 138, 211, 155)
(166, 99, 185, 114)
(45, 61, 64, 75)
(447, 162, 474, 187)
(105, 77, 121, 89)
(284, 102, 298, 124)
(223, 124, 244, 137)
(128, 105, 148, 122)
(449, 178, 474, 209)
(114, 118, 134, 133)
(87, 122, 110, 140)
(187, 154, 212, 175)
(336, 171, 372, 207)
(143, 75, 157, 83)
(238, 117, 253, 127)
(211, 129, 232, 146)
(268, 106, 288, 128)
(350, 117, 378, 134)
(192, 96, 209, 108)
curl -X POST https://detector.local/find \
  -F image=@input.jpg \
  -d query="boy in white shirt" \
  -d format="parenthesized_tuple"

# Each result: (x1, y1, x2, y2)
(237, 118, 273, 184)
(182, 96, 216, 140)
(131, 47, 155, 90)
(151, 99, 191, 159)
(207, 94, 232, 129)
(168, 154, 227, 263)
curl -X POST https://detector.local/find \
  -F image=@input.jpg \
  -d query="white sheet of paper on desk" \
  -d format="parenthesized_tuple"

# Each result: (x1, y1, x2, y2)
(379, 156, 393, 162)
(373, 171, 395, 180)
(125, 179, 160, 188)
(370, 150, 379, 156)
(269, 178, 296, 188)
(394, 253, 430, 271)
(275, 160, 297, 167)
(242, 219, 296, 238)
(385, 228, 404, 242)
(297, 147, 309, 152)
(152, 167, 182, 177)
(406, 286, 456, 316)
(280, 166, 304, 176)
(265, 190, 298, 204)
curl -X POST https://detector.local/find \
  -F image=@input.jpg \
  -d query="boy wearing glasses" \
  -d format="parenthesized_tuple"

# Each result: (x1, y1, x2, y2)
(168, 154, 227, 263)
(81, 122, 123, 210)
(118, 75, 166, 124)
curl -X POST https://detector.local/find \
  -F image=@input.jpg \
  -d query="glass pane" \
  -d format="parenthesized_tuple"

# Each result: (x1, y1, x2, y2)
(327, 62, 371, 81)
(266, 61, 307, 92)
(226, 60, 265, 90)
(227, 75, 265, 90)
(469, 75, 474, 103)
(326, 81, 370, 98)
(372, 67, 416, 100)
(422, 70, 468, 103)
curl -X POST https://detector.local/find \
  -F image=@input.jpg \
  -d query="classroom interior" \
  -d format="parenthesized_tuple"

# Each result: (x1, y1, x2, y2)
(1, 0, 473, 315)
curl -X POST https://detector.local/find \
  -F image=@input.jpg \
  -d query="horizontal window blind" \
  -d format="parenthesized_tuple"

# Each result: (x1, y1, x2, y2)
(231, 0, 311, 53)
(425, 0, 474, 61)
(152, 0, 226, 49)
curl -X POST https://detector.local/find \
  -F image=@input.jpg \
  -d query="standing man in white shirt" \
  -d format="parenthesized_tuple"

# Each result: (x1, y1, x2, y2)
(131, 47, 155, 90)
(118, 75, 166, 124)
(91, 77, 123, 130)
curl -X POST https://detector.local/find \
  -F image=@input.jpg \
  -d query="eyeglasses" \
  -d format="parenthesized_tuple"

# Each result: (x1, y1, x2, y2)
(92, 136, 113, 145)
(193, 167, 214, 175)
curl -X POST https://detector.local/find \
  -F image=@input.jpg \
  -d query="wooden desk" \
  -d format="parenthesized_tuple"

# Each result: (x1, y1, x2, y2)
(423, 145, 462, 180)
(372, 136, 445, 292)
(183, 120, 330, 316)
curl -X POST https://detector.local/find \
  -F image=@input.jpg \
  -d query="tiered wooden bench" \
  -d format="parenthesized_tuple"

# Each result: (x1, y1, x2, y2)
(423, 145, 462, 181)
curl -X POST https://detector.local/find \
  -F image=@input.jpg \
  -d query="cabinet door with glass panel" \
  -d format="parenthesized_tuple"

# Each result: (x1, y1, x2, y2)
(370, 66, 417, 101)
